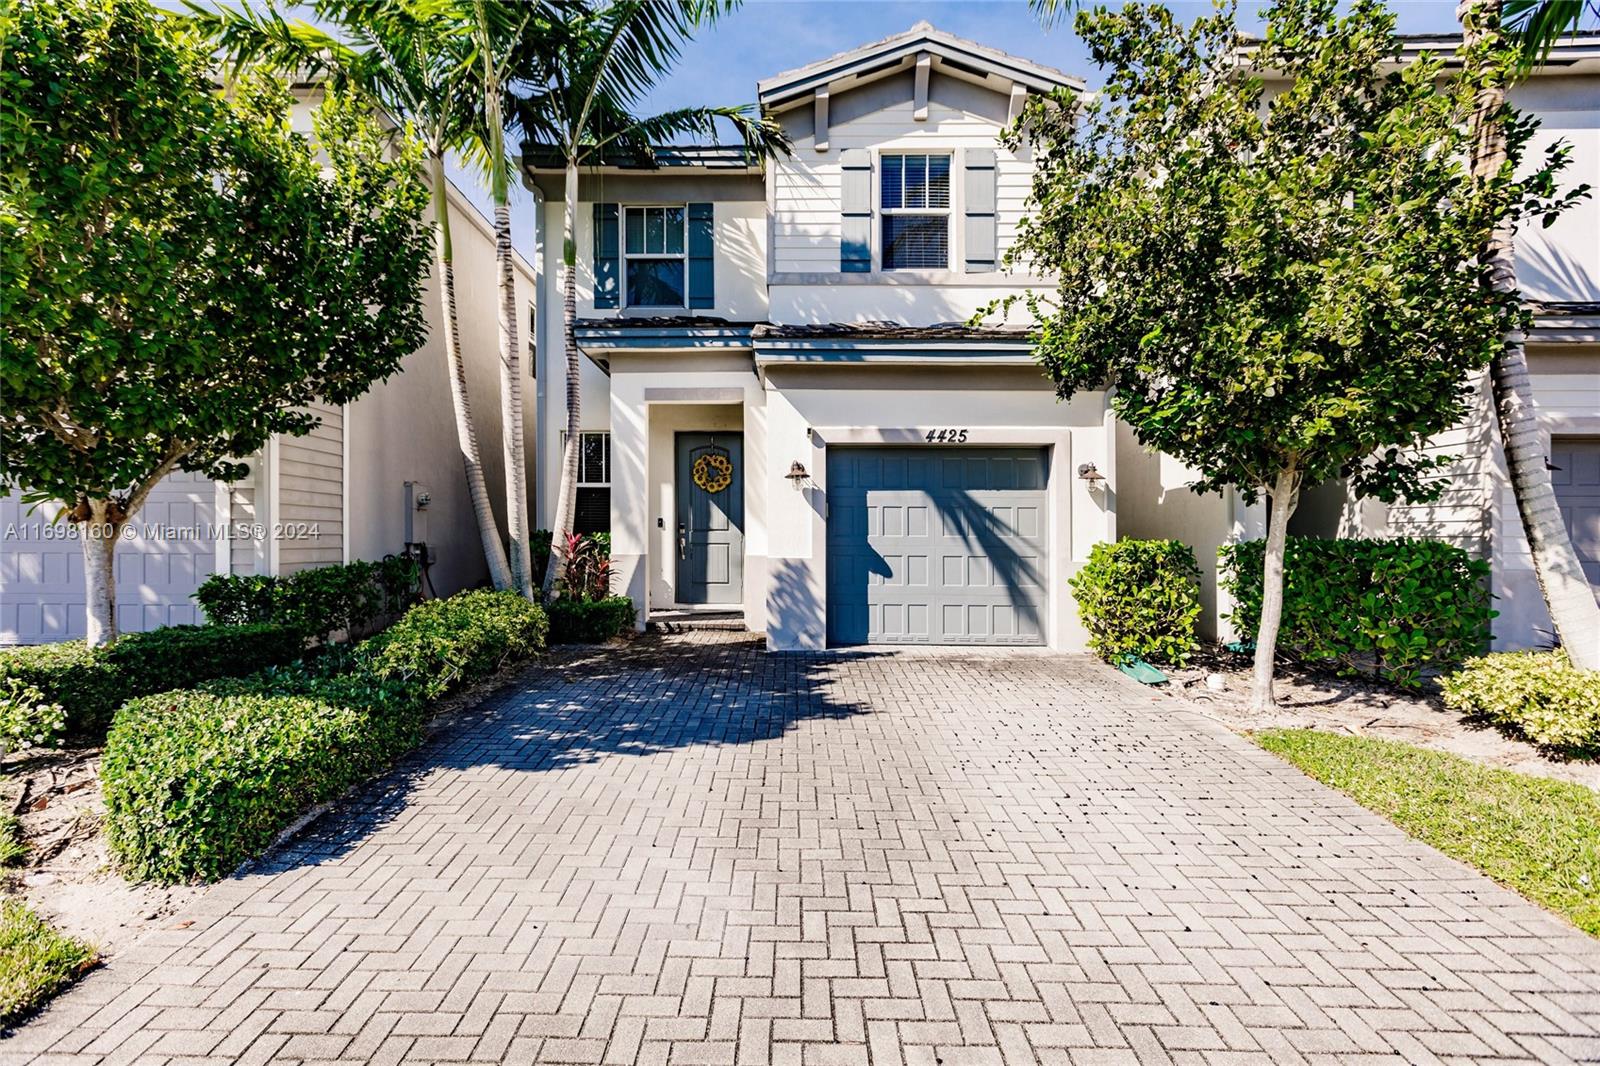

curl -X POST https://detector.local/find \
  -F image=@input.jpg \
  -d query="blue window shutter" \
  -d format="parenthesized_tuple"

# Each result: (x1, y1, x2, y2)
(840, 149, 872, 273)
(963, 149, 997, 272)
(687, 202, 714, 309)
(593, 202, 619, 308)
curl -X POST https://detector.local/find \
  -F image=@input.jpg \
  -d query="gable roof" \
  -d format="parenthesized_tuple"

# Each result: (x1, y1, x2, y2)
(757, 21, 1082, 111)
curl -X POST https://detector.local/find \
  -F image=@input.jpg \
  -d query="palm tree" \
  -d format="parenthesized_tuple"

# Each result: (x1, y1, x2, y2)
(192, 0, 517, 592)
(462, 0, 544, 598)
(1457, 0, 1600, 670)
(506, 0, 789, 600)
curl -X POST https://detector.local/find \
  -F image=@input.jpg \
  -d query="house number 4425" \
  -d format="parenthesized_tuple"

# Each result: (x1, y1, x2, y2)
(925, 429, 969, 443)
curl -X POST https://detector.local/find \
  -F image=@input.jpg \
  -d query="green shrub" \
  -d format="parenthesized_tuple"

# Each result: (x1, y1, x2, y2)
(360, 590, 548, 701)
(102, 671, 423, 883)
(1441, 651, 1600, 756)
(0, 677, 67, 757)
(1069, 540, 1202, 666)
(1220, 537, 1493, 688)
(548, 596, 636, 644)
(101, 589, 549, 883)
(194, 556, 420, 641)
(0, 623, 306, 740)
(0, 900, 96, 1026)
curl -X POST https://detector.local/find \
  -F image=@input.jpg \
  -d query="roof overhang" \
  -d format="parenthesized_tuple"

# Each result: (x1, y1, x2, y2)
(752, 327, 1036, 369)
(573, 320, 758, 374)
(757, 21, 1083, 113)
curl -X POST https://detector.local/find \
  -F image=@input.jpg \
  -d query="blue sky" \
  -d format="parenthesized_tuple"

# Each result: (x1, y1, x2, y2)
(469, 0, 1573, 258)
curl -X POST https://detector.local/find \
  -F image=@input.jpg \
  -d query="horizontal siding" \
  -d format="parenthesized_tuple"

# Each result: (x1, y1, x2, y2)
(1385, 375, 1492, 557)
(276, 402, 343, 573)
(774, 92, 1033, 275)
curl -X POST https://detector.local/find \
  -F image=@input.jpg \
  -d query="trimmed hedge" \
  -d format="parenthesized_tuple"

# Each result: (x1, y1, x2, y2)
(1220, 537, 1493, 688)
(1441, 651, 1600, 756)
(102, 671, 423, 883)
(0, 624, 306, 740)
(102, 590, 548, 883)
(360, 590, 549, 700)
(1069, 540, 1202, 666)
(548, 596, 636, 644)
(194, 556, 419, 642)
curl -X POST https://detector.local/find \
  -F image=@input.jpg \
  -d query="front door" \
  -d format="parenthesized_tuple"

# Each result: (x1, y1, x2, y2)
(675, 433, 744, 605)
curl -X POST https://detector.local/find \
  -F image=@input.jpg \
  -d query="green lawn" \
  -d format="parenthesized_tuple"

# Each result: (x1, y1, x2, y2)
(0, 814, 23, 868)
(1256, 729, 1600, 937)
(0, 899, 96, 1027)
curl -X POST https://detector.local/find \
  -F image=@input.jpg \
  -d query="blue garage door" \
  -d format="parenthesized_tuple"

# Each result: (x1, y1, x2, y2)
(826, 447, 1049, 645)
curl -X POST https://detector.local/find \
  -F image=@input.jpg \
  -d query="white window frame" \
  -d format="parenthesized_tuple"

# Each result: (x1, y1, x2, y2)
(878, 151, 953, 272)
(622, 205, 688, 309)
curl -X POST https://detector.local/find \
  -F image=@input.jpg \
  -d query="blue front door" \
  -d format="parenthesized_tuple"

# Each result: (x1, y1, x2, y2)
(675, 433, 744, 605)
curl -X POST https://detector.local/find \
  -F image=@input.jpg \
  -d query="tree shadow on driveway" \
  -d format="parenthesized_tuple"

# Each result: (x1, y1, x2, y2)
(252, 632, 875, 876)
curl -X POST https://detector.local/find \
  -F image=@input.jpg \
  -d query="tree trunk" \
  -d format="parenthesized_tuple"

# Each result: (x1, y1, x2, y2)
(432, 153, 512, 592)
(495, 198, 533, 599)
(541, 160, 583, 600)
(80, 501, 120, 648)
(1460, 0, 1600, 670)
(1250, 468, 1301, 711)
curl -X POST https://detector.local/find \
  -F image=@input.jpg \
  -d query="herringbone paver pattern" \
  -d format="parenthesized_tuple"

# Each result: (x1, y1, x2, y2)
(9, 632, 1600, 1065)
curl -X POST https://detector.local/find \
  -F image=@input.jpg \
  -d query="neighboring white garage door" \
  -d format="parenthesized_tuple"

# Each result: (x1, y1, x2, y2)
(826, 447, 1049, 645)
(1552, 437, 1600, 595)
(1, 472, 218, 645)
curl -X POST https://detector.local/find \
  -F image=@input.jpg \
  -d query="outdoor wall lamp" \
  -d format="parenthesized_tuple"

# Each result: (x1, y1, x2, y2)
(786, 461, 812, 491)
(1077, 462, 1106, 491)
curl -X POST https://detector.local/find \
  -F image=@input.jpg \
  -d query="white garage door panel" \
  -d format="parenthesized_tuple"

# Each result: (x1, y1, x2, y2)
(1, 472, 219, 644)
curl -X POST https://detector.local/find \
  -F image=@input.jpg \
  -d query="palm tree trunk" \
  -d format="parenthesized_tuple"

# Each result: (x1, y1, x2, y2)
(1250, 466, 1302, 711)
(494, 198, 533, 599)
(432, 152, 512, 592)
(541, 160, 583, 600)
(1459, 0, 1600, 670)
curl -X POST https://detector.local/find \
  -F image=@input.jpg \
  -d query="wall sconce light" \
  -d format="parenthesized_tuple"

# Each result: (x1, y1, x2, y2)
(1077, 462, 1106, 490)
(786, 460, 811, 491)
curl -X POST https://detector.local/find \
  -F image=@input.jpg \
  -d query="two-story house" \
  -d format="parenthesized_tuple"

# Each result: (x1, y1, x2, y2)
(523, 23, 1600, 656)
(525, 24, 1117, 652)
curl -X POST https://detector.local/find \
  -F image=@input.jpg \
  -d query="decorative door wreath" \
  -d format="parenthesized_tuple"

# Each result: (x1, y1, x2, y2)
(692, 452, 733, 494)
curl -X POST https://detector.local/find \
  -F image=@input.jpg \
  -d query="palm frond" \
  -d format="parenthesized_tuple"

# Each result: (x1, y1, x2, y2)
(1504, 0, 1595, 71)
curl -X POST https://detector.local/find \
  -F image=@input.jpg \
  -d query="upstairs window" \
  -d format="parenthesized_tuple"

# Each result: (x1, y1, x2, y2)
(880, 153, 951, 270)
(624, 206, 686, 307)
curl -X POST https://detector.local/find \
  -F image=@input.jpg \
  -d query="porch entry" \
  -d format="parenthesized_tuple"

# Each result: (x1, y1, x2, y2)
(675, 433, 744, 605)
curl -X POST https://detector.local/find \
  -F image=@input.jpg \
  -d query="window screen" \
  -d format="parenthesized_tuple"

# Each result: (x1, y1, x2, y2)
(881, 154, 951, 269)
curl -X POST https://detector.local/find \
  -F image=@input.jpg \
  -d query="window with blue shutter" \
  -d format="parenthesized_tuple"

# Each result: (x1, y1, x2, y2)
(687, 202, 714, 309)
(840, 149, 873, 272)
(593, 203, 619, 308)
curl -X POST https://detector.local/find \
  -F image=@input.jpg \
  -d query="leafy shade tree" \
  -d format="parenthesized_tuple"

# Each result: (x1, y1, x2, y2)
(508, 0, 789, 599)
(195, 0, 519, 592)
(1, 0, 432, 646)
(1457, 0, 1600, 669)
(999, 0, 1578, 708)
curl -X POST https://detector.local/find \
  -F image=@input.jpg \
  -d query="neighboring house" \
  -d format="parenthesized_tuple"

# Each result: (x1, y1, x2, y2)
(1, 101, 537, 642)
(524, 22, 1600, 653)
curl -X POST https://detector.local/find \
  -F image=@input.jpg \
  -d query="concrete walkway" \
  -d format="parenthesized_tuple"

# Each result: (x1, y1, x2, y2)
(10, 632, 1599, 1065)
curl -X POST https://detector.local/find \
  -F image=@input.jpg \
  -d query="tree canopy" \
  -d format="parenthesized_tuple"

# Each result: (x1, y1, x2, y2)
(998, 0, 1580, 704)
(0, 0, 433, 642)
(1, 0, 432, 516)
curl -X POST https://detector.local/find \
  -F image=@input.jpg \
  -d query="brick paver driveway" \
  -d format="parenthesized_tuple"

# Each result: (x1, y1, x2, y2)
(13, 632, 1600, 1066)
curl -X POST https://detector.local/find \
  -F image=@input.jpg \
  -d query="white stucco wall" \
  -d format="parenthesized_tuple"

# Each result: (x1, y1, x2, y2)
(345, 182, 538, 597)
(759, 365, 1114, 652)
